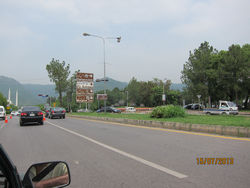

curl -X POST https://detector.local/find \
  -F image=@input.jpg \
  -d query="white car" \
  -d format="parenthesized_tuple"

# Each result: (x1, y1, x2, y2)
(125, 107, 136, 112)
(11, 111, 20, 116)
(0, 106, 6, 120)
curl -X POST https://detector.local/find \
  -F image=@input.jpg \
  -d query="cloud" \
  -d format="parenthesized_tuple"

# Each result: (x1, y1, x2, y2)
(1, 0, 250, 84)
(2, 0, 192, 25)
(170, 0, 250, 40)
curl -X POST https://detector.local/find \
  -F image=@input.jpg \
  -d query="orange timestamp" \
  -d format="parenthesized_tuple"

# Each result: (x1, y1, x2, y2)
(196, 157, 234, 165)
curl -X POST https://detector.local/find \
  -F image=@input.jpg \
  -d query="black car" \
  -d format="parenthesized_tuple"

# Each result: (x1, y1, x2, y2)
(0, 144, 71, 188)
(183, 104, 193, 109)
(96, 106, 121, 113)
(48, 107, 66, 119)
(184, 104, 204, 110)
(20, 106, 44, 126)
(191, 103, 205, 110)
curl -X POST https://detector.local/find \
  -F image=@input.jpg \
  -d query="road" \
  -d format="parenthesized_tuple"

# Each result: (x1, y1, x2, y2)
(0, 116, 250, 188)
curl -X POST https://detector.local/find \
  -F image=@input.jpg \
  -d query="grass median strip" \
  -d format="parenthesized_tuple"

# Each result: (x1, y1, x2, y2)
(72, 112, 250, 127)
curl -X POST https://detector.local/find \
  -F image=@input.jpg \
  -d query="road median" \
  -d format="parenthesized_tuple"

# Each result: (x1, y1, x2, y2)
(68, 114, 250, 138)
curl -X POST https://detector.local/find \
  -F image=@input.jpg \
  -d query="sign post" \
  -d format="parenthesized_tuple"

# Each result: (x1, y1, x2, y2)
(76, 73, 94, 109)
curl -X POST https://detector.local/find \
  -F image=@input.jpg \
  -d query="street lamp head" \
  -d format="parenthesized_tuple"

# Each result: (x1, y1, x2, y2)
(117, 37, 121, 43)
(83, 33, 90, 36)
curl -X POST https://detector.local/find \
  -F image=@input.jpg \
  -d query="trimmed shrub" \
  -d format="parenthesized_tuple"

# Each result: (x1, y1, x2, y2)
(151, 105, 186, 118)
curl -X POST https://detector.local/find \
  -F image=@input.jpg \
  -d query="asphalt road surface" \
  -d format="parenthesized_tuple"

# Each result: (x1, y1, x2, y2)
(0, 116, 250, 188)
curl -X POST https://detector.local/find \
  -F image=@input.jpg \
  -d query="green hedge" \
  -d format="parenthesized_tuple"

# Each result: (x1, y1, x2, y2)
(151, 105, 186, 118)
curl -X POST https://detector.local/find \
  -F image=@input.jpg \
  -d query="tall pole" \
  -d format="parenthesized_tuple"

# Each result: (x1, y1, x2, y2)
(83, 33, 121, 113)
(102, 38, 107, 113)
(16, 89, 18, 107)
(126, 91, 128, 107)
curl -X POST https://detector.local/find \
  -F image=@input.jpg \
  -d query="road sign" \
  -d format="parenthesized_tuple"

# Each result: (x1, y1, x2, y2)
(97, 94, 108, 101)
(76, 72, 94, 103)
(162, 94, 166, 101)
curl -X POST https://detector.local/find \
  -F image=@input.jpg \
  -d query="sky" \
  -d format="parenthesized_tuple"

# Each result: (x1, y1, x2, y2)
(0, 0, 249, 85)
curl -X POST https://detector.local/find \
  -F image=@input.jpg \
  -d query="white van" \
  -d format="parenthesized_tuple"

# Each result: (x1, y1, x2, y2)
(0, 106, 6, 120)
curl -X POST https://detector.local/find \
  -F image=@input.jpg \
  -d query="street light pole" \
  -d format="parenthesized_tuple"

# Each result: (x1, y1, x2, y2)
(126, 91, 128, 107)
(83, 33, 121, 113)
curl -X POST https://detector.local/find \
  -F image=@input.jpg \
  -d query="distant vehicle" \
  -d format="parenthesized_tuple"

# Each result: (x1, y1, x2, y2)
(96, 107, 121, 113)
(77, 109, 91, 113)
(203, 101, 238, 115)
(11, 111, 20, 116)
(48, 107, 66, 119)
(0, 144, 71, 188)
(191, 103, 205, 110)
(183, 104, 193, 110)
(44, 106, 51, 117)
(19, 106, 44, 126)
(184, 104, 204, 110)
(125, 107, 136, 112)
(0, 106, 6, 120)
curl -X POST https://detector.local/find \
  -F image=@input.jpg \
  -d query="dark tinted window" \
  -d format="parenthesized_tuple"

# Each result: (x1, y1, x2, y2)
(0, 108, 3, 112)
(22, 106, 41, 111)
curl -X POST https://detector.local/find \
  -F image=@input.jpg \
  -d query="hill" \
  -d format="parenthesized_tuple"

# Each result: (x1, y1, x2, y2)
(0, 76, 45, 106)
(94, 77, 128, 91)
(0, 75, 184, 106)
(0, 76, 128, 106)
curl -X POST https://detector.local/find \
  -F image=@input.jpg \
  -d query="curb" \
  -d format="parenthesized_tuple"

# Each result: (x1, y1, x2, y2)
(68, 115, 250, 138)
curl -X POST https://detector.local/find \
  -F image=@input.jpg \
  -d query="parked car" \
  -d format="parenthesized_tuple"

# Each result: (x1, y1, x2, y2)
(183, 104, 193, 110)
(184, 104, 204, 110)
(125, 107, 136, 112)
(19, 106, 44, 126)
(48, 107, 66, 119)
(96, 106, 121, 113)
(191, 103, 205, 110)
(0, 144, 71, 188)
(0, 106, 6, 120)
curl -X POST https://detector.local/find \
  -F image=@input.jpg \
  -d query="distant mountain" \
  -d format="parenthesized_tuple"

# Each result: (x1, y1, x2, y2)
(94, 77, 128, 91)
(23, 84, 57, 98)
(0, 75, 184, 106)
(0, 76, 128, 106)
(0, 76, 46, 106)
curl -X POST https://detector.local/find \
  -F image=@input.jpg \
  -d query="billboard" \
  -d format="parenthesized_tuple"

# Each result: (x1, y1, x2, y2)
(97, 94, 108, 101)
(76, 72, 94, 103)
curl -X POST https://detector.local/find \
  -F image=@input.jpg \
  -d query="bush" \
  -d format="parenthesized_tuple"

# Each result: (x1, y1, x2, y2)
(151, 105, 186, 118)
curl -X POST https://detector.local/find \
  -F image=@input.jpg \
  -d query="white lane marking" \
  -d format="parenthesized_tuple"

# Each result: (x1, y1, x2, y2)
(47, 121, 188, 179)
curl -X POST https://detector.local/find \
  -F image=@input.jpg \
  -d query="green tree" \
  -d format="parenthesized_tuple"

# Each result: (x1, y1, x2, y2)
(65, 70, 79, 112)
(126, 77, 141, 106)
(240, 44, 250, 109)
(181, 41, 218, 105)
(225, 45, 243, 104)
(0, 92, 7, 108)
(46, 58, 70, 106)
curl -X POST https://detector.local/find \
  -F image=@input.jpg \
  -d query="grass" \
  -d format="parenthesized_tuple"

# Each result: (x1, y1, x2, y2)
(71, 112, 250, 127)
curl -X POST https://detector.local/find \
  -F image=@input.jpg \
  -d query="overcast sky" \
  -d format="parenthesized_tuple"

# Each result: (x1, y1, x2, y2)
(0, 0, 249, 84)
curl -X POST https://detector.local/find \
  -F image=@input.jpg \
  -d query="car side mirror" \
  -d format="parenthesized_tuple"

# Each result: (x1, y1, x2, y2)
(23, 161, 70, 188)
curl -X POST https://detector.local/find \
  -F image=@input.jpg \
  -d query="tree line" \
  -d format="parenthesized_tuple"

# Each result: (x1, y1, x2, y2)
(46, 59, 183, 111)
(181, 42, 250, 109)
(46, 41, 250, 111)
